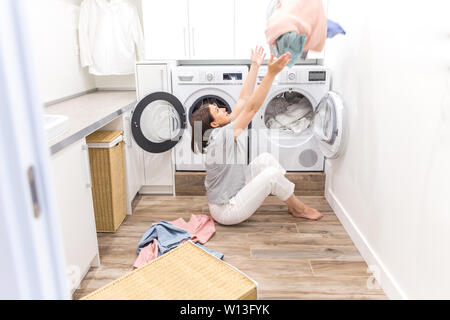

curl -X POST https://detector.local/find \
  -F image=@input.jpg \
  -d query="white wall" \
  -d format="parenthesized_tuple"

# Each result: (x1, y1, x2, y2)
(25, 0, 142, 102)
(25, 0, 96, 104)
(324, 0, 450, 299)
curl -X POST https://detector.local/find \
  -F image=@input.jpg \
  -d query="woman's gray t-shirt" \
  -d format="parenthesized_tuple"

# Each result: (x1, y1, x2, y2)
(205, 121, 247, 204)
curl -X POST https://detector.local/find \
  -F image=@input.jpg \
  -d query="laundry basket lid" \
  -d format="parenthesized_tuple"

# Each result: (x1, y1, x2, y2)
(86, 130, 123, 149)
(86, 130, 123, 144)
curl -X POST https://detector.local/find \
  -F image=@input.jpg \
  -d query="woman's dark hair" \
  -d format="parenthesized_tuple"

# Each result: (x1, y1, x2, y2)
(191, 104, 214, 154)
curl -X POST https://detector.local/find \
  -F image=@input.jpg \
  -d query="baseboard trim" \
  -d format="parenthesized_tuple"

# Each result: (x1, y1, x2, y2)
(139, 185, 174, 195)
(325, 187, 406, 300)
(96, 87, 136, 91)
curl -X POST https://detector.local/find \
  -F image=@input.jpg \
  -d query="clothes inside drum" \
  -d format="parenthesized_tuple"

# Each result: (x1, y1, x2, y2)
(264, 91, 313, 135)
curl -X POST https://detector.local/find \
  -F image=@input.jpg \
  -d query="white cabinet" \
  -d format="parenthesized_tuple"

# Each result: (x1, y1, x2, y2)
(122, 111, 145, 214)
(51, 138, 100, 296)
(142, 0, 189, 59)
(142, 0, 234, 60)
(136, 63, 170, 94)
(142, 0, 329, 60)
(188, 0, 234, 59)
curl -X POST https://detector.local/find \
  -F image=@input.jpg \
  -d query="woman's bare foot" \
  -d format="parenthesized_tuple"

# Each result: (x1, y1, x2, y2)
(288, 205, 323, 221)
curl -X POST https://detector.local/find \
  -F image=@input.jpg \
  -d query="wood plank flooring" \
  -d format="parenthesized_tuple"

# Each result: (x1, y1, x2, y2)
(73, 195, 387, 300)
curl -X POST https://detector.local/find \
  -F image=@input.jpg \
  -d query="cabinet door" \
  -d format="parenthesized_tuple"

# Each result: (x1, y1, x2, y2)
(188, 0, 235, 59)
(142, 0, 189, 59)
(235, 0, 272, 59)
(123, 111, 144, 214)
(51, 139, 100, 295)
(136, 64, 169, 99)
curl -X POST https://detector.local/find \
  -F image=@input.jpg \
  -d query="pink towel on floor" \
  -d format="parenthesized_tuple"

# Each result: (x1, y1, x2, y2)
(133, 214, 216, 269)
(265, 0, 327, 52)
(170, 214, 216, 244)
(133, 239, 159, 269)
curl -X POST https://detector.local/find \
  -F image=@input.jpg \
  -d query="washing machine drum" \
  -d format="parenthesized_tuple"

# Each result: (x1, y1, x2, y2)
(264, 91, 314, 136)
(188, 95, 231, 126)
(263, 90, 346, 159)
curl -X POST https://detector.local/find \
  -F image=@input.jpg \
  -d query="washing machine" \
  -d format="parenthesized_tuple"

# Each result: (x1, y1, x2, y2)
(250, 65, 345, 171)
(172, 65, 249, 171)
(131, 64, 249, 172)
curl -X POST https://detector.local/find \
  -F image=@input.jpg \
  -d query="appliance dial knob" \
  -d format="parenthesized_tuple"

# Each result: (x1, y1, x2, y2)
(288, 72, 296, 81)
(207, 73, 214, 81)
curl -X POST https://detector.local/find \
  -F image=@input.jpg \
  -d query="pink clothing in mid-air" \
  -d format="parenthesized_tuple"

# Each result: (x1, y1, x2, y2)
(265, 0, 327, 52)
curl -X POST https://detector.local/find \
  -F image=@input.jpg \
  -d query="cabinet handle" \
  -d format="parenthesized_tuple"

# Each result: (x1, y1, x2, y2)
(191, 27, 195, 57)
(183, 28, 187, 57)
(81, 144, 93, 189)
(160, 69, 164, 88)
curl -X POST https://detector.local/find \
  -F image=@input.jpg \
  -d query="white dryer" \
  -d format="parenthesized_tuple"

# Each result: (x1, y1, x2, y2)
(250, 65, 345, 171)
(172, 65, 249, 171)
(131, 64, 249, 172)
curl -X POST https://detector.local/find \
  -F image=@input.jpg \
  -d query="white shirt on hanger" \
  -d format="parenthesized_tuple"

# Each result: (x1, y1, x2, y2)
(78, 0, 144, 75)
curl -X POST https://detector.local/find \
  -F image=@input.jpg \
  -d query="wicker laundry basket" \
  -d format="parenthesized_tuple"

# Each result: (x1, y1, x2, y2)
(81, 241, 258, 300)
(86, 130, 126, 233)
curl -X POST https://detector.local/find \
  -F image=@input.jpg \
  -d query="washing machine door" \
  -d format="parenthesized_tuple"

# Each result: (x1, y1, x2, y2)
(131, 92, 186, 154)
(313, 91, 345, 159)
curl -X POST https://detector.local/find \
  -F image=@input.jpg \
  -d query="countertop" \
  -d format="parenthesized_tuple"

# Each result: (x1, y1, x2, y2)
(45, 90, 137, 155)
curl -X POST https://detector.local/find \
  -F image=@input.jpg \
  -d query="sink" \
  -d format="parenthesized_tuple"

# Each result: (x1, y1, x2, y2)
(44, 114, 69, 141)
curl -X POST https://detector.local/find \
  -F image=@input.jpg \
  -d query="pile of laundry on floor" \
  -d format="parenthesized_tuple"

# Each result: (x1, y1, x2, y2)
(133, 214, 223, 268)
(265, 92, 313, 135)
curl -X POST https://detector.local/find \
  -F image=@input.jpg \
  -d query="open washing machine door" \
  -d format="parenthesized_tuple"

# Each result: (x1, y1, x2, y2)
(312, 91, 345, 159)
(131, 92, 186, 154)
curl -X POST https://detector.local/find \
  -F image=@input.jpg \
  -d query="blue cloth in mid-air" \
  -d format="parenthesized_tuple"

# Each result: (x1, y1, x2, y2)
(327, 19, 346, 38)
(276, 32, 307, 68)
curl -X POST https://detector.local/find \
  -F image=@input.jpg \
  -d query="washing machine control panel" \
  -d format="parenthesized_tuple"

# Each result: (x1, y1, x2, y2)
(279, 67, 328, 84)
(174, 66, 248, 85)
(253, 66, 329, 85)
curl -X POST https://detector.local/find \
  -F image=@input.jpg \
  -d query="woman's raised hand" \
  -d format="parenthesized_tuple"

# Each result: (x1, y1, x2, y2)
(250, 45, 266, 67)
(267, 52, 292, 76)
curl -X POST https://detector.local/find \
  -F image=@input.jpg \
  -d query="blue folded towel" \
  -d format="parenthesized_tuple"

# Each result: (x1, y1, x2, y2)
(276, 32, 307, 68)
(327, 19, 346, 38)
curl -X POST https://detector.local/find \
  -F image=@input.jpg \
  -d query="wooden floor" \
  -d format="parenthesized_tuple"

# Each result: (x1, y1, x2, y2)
(73, 195, 387, 300)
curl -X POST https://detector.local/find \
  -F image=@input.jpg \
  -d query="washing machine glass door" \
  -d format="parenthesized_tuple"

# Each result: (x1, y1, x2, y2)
(131, 92, 186, 153)
(313, 91, 345, 159)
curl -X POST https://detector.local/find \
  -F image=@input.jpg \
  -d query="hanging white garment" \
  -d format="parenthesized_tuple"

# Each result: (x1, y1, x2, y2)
(79, 0, 145, 75)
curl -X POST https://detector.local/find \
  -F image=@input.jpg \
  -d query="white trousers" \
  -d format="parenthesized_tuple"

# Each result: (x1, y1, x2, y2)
(209, 153, 295, 225)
